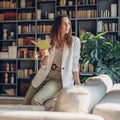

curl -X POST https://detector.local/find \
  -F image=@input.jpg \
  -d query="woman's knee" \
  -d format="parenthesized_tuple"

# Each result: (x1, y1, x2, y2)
(31, 81, 61, 105)
(31, 95, 43, 105)
(31, 97, 45, 110)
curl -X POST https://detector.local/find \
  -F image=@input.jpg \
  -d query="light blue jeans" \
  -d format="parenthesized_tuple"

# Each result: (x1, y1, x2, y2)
(24, 70, 62, 105)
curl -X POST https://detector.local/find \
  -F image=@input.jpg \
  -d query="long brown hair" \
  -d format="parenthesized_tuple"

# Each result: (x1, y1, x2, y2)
(50, 14, 73, 48)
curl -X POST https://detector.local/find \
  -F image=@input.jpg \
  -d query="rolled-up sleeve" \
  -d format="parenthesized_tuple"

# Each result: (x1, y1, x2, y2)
(72, 36, 81, 72)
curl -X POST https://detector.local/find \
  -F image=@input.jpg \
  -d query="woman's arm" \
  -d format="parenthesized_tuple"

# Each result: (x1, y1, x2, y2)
(72, 36, 81, 85)
(73, 71, 81, 85)
(39, 49, 49, 67)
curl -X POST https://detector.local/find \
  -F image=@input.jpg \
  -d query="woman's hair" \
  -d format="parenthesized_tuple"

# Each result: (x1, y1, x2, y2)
(50, 14, 73, 48)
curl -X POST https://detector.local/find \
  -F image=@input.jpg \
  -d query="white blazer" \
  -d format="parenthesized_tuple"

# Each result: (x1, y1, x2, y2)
(32, 36, 81, 88)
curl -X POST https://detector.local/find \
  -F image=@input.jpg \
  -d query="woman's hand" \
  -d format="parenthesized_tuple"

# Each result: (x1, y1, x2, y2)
(39, 49, 49, 58)
(39, 49, 49, 66)
(73, 71, 81, 85)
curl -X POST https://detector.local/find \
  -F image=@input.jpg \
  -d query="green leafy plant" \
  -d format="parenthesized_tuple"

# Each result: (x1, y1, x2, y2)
(80, 32, 120, 83)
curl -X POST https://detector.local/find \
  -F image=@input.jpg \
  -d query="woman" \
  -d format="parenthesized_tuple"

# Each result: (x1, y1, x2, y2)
(24, 14, 81, 107)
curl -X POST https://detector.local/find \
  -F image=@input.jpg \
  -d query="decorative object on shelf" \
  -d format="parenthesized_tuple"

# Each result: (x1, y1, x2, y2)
(48, 13, 54, 19)
(3, 29, 8, 40)
(8, 32, 15, 40)
(10, 64, 14, 71)
(4, 73, 8, 84)
(6, 63, 10, 71)
(68, 1, 73, 6)
(59, 0, 66, 6)
(4, 88, 15, 96)
(20, 0, 26, 8)
(77, 0, 81, 5)
(111, 4, 117, 17)
(33, 47, 38, 73)
(44, 11, 48, 19)
(18, 25, 21, 34)
(37, 9, 42, 20)
(10, 74, 15, 84)
(10, 32, 15, 38)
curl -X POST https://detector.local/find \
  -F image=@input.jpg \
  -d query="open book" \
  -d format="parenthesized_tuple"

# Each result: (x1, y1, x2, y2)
(31, 40, 51, 49)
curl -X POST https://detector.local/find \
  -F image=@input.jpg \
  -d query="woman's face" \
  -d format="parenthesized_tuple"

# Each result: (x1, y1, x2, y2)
(59, 17, 71, 35)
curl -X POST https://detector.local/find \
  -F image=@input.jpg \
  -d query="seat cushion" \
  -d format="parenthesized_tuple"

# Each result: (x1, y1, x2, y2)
(54, 74, 112, 113)
(93, 84, 120, 120)
(54, 85, 106, 113)
(85, 74, 113, 92)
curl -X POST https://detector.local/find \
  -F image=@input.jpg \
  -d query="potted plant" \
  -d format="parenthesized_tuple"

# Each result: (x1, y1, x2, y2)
(80, 32, 120, 83)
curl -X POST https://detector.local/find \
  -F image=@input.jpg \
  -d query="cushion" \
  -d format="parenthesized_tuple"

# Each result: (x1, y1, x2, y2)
(85, 74, 113, 92)
(54, 85, 106, 113)
(54, 74, 112, 113)
(93, 84, 120, 120)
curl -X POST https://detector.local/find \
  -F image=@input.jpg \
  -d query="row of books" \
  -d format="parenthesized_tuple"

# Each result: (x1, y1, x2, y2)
(0, 46, 17, 59)
(0, 0, 33, 8)
(80, 0, 96, 5)
(18, 37, 35, 46)
(18, 12, 35, 20)
(0, 63, 16, 71)
(100, 10, 111, 18)
(18, 69, 34, 79)
(0, 12, 16, 21)
(58, 0, 96, 6)
(37, 25, 52, 34)
(98, 21, 118, 33)
(100, 4, 117, 18)
(18, 47, 43, 59)
(18, 48, 35, 59)
(57, 10, 76, 18)
(77, 9, 97, 18)
(18, 25, 36, 34)
(0, 12, 36, 21)
(103, 23, 118, 32)
(0, 0, 16, 8)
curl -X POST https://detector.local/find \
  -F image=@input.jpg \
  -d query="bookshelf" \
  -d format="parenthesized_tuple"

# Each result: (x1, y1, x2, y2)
(97, 0, 119, 42)
(0, 0, 119, 97)
(0, 0, 56, 97)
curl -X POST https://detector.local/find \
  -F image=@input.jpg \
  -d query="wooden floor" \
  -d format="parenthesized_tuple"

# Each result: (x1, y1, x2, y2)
(0, 96, 24, 104)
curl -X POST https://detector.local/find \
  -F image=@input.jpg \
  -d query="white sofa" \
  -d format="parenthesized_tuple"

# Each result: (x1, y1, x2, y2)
(93, 84, 120, 120)
(52, 74, 120, 120)
(0, 74, 119, 120)
(0, 109, 103, 120)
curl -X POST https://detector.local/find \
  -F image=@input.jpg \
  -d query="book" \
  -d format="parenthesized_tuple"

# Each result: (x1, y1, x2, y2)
(31, 40, 51, 50)
(111, 4, 117, 17)
(97, 21, 103, 32)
